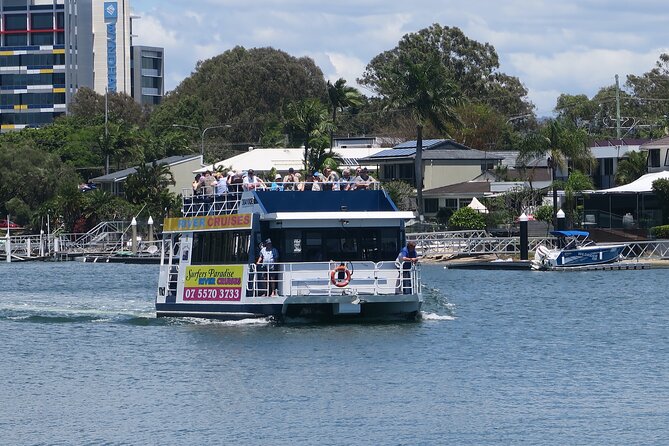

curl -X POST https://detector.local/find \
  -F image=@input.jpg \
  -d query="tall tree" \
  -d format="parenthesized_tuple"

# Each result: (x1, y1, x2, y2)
(360, 24, 533, 119)
(368, 53, 463, 218)
(327, 78, 364, 147)
(519, 119, 593, 225)
(160, 46, 328, 146)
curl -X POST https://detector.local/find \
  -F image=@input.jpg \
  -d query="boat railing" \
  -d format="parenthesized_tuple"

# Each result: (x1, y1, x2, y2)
(247, 260, 421, 297)
(181, 181, 383, 216)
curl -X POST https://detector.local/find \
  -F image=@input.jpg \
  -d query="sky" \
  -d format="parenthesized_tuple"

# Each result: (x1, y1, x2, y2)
(131, 0, 669, 117)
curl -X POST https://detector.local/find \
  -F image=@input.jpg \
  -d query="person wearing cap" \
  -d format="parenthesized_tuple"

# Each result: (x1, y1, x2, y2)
(256, 238, 279, 296)
(270, 173, 284, 191)
(243, 169, 266, 191)
(311, 172, 322, 191)
(353, 167, 375, 190)
(283, 167, 297, 191)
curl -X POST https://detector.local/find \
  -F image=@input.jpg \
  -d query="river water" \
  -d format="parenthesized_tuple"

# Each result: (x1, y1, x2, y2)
(0, 262, 667, 445)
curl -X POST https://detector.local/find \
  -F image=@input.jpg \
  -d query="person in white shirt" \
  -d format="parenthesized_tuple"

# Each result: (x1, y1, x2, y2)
(243, 169, 266, 191)
(256, 239, 279, 296)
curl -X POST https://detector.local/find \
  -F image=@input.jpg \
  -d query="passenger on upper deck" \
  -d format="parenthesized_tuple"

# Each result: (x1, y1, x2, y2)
(192, 174, 202, 194)
(301, 173, 315, 191)
(243, 169, 266, 191)
(228, 170, 243, 194)
(339, 169, 354, 191)
(214, 171, 228, 194)
(323, 167, 339, 191)
(353, 167, 375, 190)
(283, 167, 297, 191)
(311, 172, 322, 191)
(270, 174, 284, 191)
(199, 170, 217, 194)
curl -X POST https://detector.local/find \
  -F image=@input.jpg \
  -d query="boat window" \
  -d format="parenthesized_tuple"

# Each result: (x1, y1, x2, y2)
(272, 228, 401, 262)
(191, 230, 251, 265)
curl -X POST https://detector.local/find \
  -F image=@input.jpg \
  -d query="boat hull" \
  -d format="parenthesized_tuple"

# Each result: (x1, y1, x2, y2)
(555, 245, 625, 267)
(156, 295, 422, 321)
(533, 244, 626, 269)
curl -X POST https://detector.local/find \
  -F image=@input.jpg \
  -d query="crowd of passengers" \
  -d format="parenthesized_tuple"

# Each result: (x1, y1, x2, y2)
(192, 166, 377, 195)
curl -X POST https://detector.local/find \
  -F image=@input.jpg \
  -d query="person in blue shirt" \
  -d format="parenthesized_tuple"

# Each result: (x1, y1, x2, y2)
(397, 241, 419, 294)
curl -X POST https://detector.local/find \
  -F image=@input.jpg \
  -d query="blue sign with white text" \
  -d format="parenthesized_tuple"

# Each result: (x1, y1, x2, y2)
(104, 2, 118, 92)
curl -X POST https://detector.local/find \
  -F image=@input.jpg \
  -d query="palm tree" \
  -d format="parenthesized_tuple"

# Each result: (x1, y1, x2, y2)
(284, 99, 333, 172)
(381, 54, 463, 218)
(327, 78, 364, 147)
(124, 162, 175, 205)
(519, 119, 593, 226)
(615, 151, 647, 186)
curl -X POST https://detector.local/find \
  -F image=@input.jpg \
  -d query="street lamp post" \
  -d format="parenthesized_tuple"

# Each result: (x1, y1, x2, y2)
(172, 124, 232, 157)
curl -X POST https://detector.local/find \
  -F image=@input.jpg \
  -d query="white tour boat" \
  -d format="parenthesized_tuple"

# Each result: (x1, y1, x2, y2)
(155, 184, 422, 320)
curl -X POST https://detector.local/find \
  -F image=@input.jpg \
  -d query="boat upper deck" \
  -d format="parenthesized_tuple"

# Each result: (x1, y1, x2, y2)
(182, 185, 402, 218)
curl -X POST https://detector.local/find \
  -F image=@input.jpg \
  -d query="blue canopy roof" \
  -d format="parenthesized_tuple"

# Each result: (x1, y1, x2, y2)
(550, 230, 590, 237)
(255, 190, 397, 213)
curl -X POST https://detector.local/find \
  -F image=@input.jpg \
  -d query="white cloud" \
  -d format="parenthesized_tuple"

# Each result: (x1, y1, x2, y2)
(509, 48, 667, 115)
(132, 0, 669, 116)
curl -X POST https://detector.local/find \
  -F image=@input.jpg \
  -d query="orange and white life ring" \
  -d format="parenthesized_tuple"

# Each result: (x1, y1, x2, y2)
(330, 265, 352, 287)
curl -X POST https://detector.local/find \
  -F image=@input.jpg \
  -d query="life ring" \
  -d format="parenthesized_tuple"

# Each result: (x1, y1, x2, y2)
(330, 265, 352, 287)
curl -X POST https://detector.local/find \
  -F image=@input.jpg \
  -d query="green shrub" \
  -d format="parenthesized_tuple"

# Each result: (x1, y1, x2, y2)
(650, 225, 669, 239)
(448, 207, 486, 230)
(534, 205, 553, 225)
(436, 207, 453, 225)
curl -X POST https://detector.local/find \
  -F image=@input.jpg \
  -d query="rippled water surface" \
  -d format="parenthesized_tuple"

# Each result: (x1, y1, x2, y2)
(1, 262, 668, 445)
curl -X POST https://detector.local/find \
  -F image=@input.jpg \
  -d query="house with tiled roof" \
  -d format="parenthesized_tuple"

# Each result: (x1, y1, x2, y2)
(359, 139, 503, 191)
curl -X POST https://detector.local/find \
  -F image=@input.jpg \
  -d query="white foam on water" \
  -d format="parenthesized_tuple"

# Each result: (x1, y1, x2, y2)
(421, 312, 456, 321)
(179, 317, 272, 326)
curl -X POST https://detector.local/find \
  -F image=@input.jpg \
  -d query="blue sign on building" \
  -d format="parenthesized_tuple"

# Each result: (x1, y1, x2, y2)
(104, 2, 118, 21)
(104, 2, 118, 92)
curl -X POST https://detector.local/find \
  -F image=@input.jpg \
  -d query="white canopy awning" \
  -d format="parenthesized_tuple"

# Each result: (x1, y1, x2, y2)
(467, 196, 489, 213)
(595, 171, 669, 194)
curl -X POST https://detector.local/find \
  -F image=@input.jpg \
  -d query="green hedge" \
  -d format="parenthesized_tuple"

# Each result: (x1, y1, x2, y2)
(650, 225, 669, 239)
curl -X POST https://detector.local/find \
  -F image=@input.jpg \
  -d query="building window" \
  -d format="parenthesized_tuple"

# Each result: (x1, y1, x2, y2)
(665, 150, 669, 167)
(5, 33, 28, 46)
(648, 149, 660, 168)
(5, 14, 27, 31)
(56, 12, 64, 28)
(31, 33, 53, 46)
(444, 199, 458, 210)
(603, 158, 614, 175)
(424, 198, 439, 213)
(31, 13, 53, 30)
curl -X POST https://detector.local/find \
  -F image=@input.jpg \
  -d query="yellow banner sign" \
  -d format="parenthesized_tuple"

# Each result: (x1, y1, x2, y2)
(163, 214, 252, 232)
(183, 265, 244, 301)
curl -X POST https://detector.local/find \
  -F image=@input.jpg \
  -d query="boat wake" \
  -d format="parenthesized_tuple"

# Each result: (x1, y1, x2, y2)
(420, 312, 456, 321)
(420, 283, 456, 321)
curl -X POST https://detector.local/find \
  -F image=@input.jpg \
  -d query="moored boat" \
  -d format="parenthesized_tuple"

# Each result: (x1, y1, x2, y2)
(155, 185, 422, 321)
(532, 230, 627, 270)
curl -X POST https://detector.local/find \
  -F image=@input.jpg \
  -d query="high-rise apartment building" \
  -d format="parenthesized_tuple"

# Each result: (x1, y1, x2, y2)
(0, 0, 131, 132)
(130, 45, 163, 106)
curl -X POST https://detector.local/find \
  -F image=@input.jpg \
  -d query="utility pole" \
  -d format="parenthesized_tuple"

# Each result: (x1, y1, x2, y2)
(615, 74, 622, 139)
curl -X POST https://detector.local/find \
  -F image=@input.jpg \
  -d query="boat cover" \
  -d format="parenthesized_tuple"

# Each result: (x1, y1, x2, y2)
(550, 230, 590, 237)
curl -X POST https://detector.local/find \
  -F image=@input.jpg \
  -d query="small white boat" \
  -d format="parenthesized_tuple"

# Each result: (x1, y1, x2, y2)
(532, 230, 627, 270)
